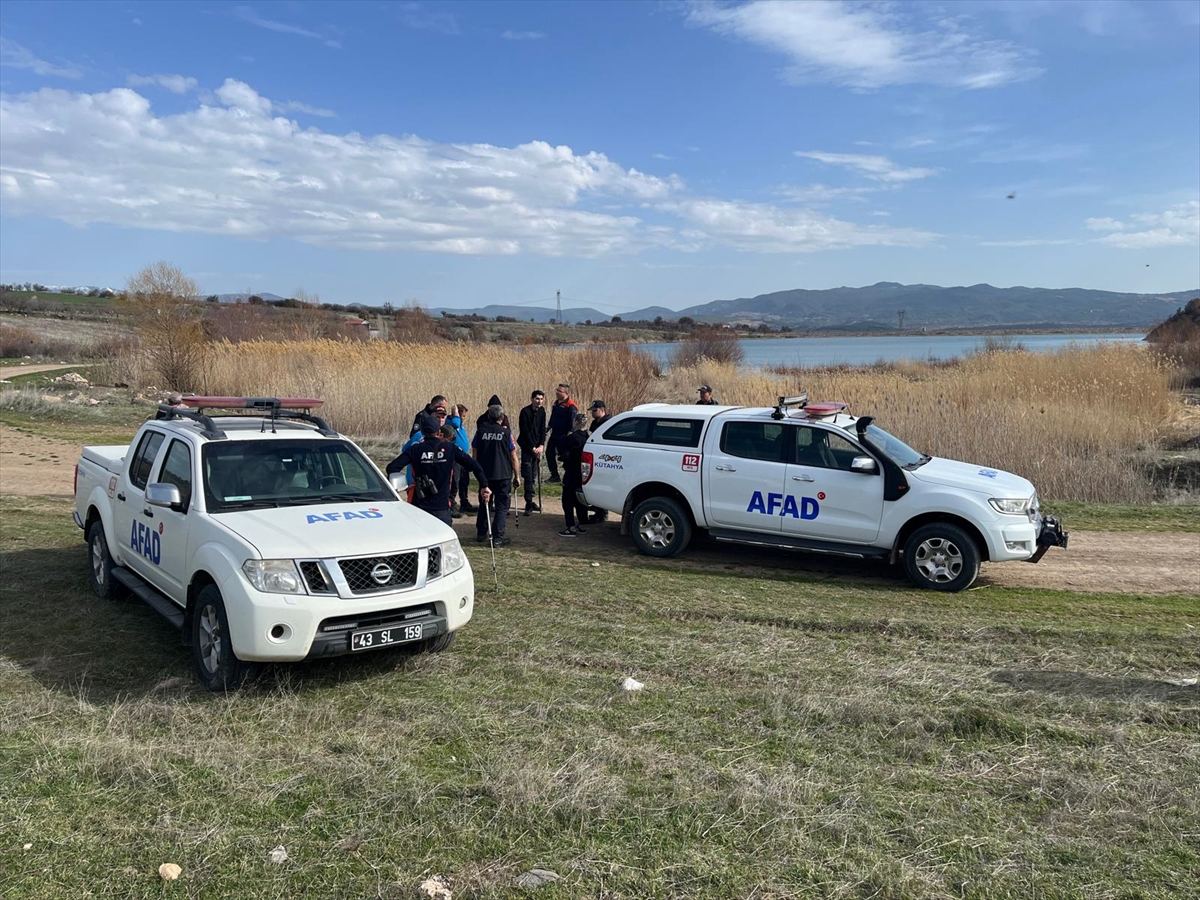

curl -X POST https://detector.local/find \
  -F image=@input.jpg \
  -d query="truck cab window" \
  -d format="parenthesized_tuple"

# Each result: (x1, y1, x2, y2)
(721, 422, 786, 462)
(158, 439, 193, 512)
(794, 426, 865, 470)
(129, 430, 166, 490)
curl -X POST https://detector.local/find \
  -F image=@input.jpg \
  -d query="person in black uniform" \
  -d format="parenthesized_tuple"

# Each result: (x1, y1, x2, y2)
(387, 415, 490, 526)
(472, 404, 520, 546)
(696, 385, 718, 405)
(518, 389, 547, 515)
(559, 412, 591, 537)
(411, 395, 448, 436)
(585, 400, 610, 523)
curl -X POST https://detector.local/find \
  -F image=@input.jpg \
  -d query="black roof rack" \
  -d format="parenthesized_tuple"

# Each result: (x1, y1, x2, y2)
(154, 399, 338, 438)
(771, 392, 808, 420)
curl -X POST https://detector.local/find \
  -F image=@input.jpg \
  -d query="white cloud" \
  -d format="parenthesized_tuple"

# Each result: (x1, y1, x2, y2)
(502, 30, 546, 40)
(651, 152, 675, 160)
(980, 238, 1077, 247)
(0, 79, 937, 258)
(232, 6, 342, 48)
(277, 100, 336, 118)
(795, 151, 937, 183)
(0, 38, 81, 79)
(777, 183, 879, 203)
(1086, 202, 1200, 249)
(685, 0, 1042, 90)
(127, 73, 198, 94)
(661, 198, 937, 253)
(396, 2, 460, 35)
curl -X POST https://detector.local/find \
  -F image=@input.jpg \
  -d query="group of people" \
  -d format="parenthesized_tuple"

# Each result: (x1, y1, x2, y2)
(386, 382, 717, 545)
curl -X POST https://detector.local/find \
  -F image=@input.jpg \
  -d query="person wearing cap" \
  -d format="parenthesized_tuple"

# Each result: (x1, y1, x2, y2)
(411, 395, 448, 437)
(472, 404, 520, 546)
(696, 385, 718, 405)
(386, 415, 490, 526)
(518, 389, 547, 514)
(585, 400, 611, 523)
(545, 383, 577, 483)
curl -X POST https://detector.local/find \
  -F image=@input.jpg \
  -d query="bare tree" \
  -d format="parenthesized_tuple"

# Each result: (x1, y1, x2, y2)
(122, 261, 209, 390)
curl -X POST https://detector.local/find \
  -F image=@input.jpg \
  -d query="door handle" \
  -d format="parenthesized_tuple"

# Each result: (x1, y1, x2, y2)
(792, 474, 815, 482)
(143, 508, 155, 518)
(117, 492, 126, 502)
(715, 465, 737, 472)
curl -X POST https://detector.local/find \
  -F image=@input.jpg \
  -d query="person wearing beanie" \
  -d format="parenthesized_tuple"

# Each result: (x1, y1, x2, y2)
(472, 403, 519, 546)
(476, 394, 510, 430)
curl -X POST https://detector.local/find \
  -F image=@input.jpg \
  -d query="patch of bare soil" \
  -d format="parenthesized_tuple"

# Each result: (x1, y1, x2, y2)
(468, 498, 1199, 597)
(0, 362, 96, 380)
(0, 424, 78, 497)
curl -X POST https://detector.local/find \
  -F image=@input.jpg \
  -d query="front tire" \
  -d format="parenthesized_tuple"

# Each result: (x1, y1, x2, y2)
(631, 497, 693, 558)
(903, 522, 981, 592)
(191, 585, 254, 692)
(87, 520, 119, 600)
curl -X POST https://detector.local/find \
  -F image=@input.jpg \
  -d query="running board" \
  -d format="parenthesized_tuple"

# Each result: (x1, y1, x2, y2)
(707, 528, 890, 560)
(112, 567, 186, 630)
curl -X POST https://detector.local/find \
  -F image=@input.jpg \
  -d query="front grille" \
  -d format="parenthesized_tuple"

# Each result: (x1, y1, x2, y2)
(299, 561, 333, 593)
(428, 546, 441, 578)
(319, 604, 437, 633)
(338, 552, 418, 594)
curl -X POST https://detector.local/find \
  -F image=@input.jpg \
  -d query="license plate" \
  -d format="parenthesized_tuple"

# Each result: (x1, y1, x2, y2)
(350, 623, 423, 651)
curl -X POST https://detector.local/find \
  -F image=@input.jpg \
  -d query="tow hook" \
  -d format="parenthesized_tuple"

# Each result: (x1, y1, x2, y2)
(1027, 514, 1069, 563)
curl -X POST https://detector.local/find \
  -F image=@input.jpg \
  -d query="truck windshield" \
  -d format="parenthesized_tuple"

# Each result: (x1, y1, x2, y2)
(202, 440, 392, 512)
(863, 424, 928, 468)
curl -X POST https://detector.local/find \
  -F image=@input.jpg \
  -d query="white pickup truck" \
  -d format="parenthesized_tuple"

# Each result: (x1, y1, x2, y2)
(73, 397, 474, 690)
(579, 394, 1067, 592)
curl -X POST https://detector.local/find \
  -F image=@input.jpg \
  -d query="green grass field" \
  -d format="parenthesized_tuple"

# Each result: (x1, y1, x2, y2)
(1, 405, 1198, 898)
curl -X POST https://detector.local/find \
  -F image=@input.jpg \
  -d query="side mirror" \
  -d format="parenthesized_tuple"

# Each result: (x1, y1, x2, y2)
(146, 483, 183, 508)
(388, 472, 408, 499)
(850, 456, 878, 474)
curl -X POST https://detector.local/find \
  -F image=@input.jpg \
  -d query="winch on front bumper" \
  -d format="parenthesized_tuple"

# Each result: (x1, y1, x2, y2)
(1027, 515, 1069, 563)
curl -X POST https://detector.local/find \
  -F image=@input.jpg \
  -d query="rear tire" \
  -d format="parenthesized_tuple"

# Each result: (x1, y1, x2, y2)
(631, 497, 693, 558)
(903, 522, 981, 592)
(191, 585, 255, 692)
(87, 521, 119, 600)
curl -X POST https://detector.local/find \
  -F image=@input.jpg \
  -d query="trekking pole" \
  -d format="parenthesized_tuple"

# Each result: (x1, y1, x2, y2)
(537, 458, 543, 514)
(513, 478, 520, 532)
(483, 496, 499, 591)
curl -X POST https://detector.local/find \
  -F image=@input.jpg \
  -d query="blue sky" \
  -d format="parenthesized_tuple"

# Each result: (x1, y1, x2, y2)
(0, 0, 1197, 316)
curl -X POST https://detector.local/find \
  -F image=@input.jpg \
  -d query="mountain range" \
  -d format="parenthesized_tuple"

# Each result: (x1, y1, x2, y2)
(429, 283, 1199, 330)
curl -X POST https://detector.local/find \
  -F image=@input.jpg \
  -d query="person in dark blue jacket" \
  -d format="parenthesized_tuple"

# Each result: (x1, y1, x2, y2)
(387, 415, 490, 526)
(472, 404, 519, 546)
(545, 383, 578, 484)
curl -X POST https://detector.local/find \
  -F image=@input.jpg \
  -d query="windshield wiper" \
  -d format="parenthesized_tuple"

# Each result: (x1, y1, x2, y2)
(274, 493, 382, 506)
(902, 454, 933, 470)
(215, 499, 280, 510)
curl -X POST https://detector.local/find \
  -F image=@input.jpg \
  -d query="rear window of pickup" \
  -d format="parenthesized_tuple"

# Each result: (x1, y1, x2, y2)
(601, 417, 703, 448)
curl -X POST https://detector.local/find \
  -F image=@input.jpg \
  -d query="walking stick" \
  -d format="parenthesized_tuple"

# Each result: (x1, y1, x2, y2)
(537, 456, 543, 514)
(483, 496, 499, 591)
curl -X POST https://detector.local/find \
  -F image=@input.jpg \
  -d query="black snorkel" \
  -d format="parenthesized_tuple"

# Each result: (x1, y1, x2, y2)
(854, 416, 910, 502)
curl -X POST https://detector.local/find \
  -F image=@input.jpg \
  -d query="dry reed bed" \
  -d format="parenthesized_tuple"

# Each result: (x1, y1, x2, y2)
(205, 341, 1174, 502)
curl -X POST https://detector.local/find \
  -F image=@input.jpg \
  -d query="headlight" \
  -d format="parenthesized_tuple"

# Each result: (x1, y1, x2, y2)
(989, 497, 1032, 515)
(438, 537, 465, 576)
(242, 559, 304, 593)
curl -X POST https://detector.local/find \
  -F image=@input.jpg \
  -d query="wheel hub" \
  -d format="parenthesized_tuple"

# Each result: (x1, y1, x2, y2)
(198, 605, 222, 674)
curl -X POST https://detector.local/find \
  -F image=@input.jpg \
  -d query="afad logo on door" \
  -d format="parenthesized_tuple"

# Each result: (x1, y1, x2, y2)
(746, 491, 820, 520)
(130, 521, 162, 565)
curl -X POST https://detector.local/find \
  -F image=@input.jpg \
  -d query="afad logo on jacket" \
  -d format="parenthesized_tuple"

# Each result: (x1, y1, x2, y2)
(746, 491, 820, 520)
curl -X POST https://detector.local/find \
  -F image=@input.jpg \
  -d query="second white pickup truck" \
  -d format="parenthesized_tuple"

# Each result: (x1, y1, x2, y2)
(74, 397, 475, 690)
(579, 394, 1067, 592)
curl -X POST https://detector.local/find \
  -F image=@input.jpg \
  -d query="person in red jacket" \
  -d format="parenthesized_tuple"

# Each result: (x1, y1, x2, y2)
(545, 382, 578, 484)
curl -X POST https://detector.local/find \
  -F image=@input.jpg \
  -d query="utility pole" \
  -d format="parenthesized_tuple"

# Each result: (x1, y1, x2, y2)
(556, 290, 562, 326)
(897, 309, 906, 330)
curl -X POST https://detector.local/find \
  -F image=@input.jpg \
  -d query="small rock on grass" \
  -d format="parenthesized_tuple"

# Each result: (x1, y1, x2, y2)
(267, 845, 288, 864)
(158, 863, 182, 881)
(516, 869, 560, 890)
(335, 834, 364, 852)
(418, 874, 453, 899)
(622, 677, 644, 692)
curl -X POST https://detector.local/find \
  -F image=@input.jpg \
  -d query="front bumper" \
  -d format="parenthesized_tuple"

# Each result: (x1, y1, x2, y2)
(1026, 514, 1069, 563)
(219, 561, 474, 662)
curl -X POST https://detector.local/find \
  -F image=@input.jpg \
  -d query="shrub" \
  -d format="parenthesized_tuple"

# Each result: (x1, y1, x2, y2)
(121, 262, 210, 392)
(671, 327, 745, 368)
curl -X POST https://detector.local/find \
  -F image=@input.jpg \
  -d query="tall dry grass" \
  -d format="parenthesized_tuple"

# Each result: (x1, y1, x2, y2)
(202, 340, 1175, 501)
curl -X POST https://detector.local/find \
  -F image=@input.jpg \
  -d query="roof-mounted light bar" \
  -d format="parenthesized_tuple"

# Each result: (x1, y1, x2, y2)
(772, 392, 808, 420)
(155, 397, 336, 437)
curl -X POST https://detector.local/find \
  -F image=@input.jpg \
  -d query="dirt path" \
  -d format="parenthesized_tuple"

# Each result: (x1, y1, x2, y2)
(2, 430, 1194, 595)
(0, 362, 93, 380)
(457, 499, 1199, 597)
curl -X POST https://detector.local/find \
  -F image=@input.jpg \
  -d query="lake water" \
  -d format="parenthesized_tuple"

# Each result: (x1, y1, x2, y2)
(635, 332, 1146, 370)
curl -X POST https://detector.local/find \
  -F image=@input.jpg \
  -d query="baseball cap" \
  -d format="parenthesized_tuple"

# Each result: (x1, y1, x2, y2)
(419, 414, 442, 436)
(589, 399, 605, 410)
(697, 385, 712, 393)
